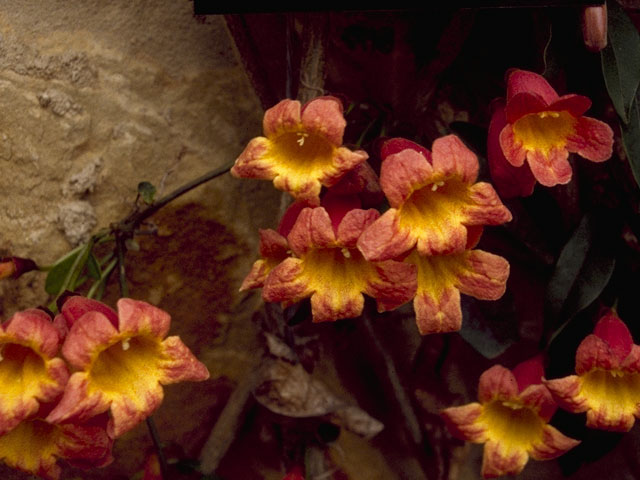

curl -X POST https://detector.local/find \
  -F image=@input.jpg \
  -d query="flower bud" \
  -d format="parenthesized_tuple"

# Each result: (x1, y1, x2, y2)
(582, 5, 608, 52)
(0, 256, 37, 279)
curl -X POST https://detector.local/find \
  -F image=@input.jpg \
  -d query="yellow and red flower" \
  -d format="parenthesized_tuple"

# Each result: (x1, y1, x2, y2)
(231, 96, 369, 206)
(240, 228, 290, 291)
(357, 135, 511, 259)
(498, 69, 613, 187)
(0, 309, 69, 434)
(46, 297, 210, 438)
(442, 356, 579, 478)
(407, 247, 509, 335)
(0, 410, 113, 480)
(262, 205, 417, 323)
(545, 311, 640, 432)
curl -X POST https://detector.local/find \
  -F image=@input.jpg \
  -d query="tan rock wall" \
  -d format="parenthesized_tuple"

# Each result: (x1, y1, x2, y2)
(0, 2, 280, 478)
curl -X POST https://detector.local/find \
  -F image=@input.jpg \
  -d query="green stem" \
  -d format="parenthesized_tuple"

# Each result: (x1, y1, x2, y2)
(86, 258, 117, 300)
(146, 416, 170, 480)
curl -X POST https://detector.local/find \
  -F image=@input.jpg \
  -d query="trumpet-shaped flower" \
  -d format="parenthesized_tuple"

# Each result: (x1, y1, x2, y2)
(0, 411, 113, 480)
(442, 357, 579, 478)
(262, 206, 417, 323)
(231, 97, 369, 206)
(407, 247, 509, 335)
(357, 135, 511, 259)
(545, 311, 640, 431)
(0, 309, 69, 434)
(498, 69, 613, 187)
(46, 298, 210, 438)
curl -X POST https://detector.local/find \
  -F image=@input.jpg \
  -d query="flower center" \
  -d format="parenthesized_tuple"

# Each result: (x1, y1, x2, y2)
(303, 247, 373, 294)
(0, 418, 60, 472)
(0, 343, 47, 400)
(480, 400, 544, 450)
(406, 249, 469, 298)
(512, 110, 576, 154)
(89, 336, 164, 396)
(580, 369, 640, 416)
(270, 131, 335, 176)
(398, 177, 470, 235)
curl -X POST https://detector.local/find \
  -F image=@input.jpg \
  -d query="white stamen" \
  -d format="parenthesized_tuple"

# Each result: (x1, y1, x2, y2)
(431, 180, 445, 191)
(122, 338, 130, 351)
(296, 132, 309, 146)
(341, 247, 351, 258)
(539, 111, 560, 119)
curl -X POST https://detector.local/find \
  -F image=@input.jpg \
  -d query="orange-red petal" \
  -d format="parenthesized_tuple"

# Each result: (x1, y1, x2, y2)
(565, 116, 614, 162)
(481, 440, 529, 478)
(478, 365, 519, 402)
(441, 402, 486, 442)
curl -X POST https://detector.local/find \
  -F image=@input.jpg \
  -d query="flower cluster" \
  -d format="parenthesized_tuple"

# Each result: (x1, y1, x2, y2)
(0, 296, 209, 479)
(442, 356, 579, 478)
(488, 69, 613, 197)
(233, 97, 512, 335)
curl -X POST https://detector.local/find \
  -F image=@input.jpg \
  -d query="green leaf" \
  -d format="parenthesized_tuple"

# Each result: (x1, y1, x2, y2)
(545, 213, 616, 326)
(458, 294, 519, 359)
(602, 0, 640, 123)
(621, 94, 640, 189)
(45, 251, 81, 295)
(138, 181, 156, 204)
(86, 253, 101, 280)
(601, 42, 625, 121)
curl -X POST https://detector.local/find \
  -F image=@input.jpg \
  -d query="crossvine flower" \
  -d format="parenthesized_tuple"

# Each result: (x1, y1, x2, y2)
(262, 205, 417, 323)
(46, 297, 210, 438)
(442, 356, 579, 478)
(357, 135, 511, 259)
(231, 96, 369, 206)
(0, 411, 113, 480)
(545, 311, 640, 432)
(0, 309, 69, 435)
(498, 69, 613, 187)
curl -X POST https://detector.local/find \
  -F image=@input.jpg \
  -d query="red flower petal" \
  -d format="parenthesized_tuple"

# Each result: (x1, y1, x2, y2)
(160, 336, 211, 383)
(565, 116, 614, 162)
(526, 148, 573, 187)
(506, 70, 559, 105)
(528, 424, 580, 461)
(117, 298, 170, 339)
(481, 439, 529, 478)
(263, 99, 301, 138)
(365, 260, 417, 312)
(456, 250, 509, 301)
(512, 354, 546, 392)
(414, 286, 462, 335)
(478, 365, 518, 403)
(335, 208, 379, 248)
(440, 402, 486, 442)
(380, 148, 434, 207)
(549, 94, 592, 117)
(518, 384, 557, 422)
(575, 334, 621, 374)
(431, 134, 478, 184)
(380, 137, 432, 162)
(62, 311, 119, 369)
(300, 96, 346, 146)
(357, 209, 415, 261)
(499, 124, 528, 168)
(544, 375, 588, 413)
(287, 207, 336, 256)
(505, 92, 549, 123)
(60, 296, 119, 329)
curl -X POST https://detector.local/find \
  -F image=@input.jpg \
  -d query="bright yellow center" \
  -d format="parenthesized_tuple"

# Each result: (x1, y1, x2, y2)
(407, 249, 469, 298)
(270, 131, 335, 177)
(0, 418, 60, 472)
(303, 247, 374, 296)
(0, 343, 48, 407)
(580, 369, 640, 418)
(512, 111, 576, 154)
(398, 177, 470, 236)
(480, 400, 544, 451)
(89, 336, 165, 402)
